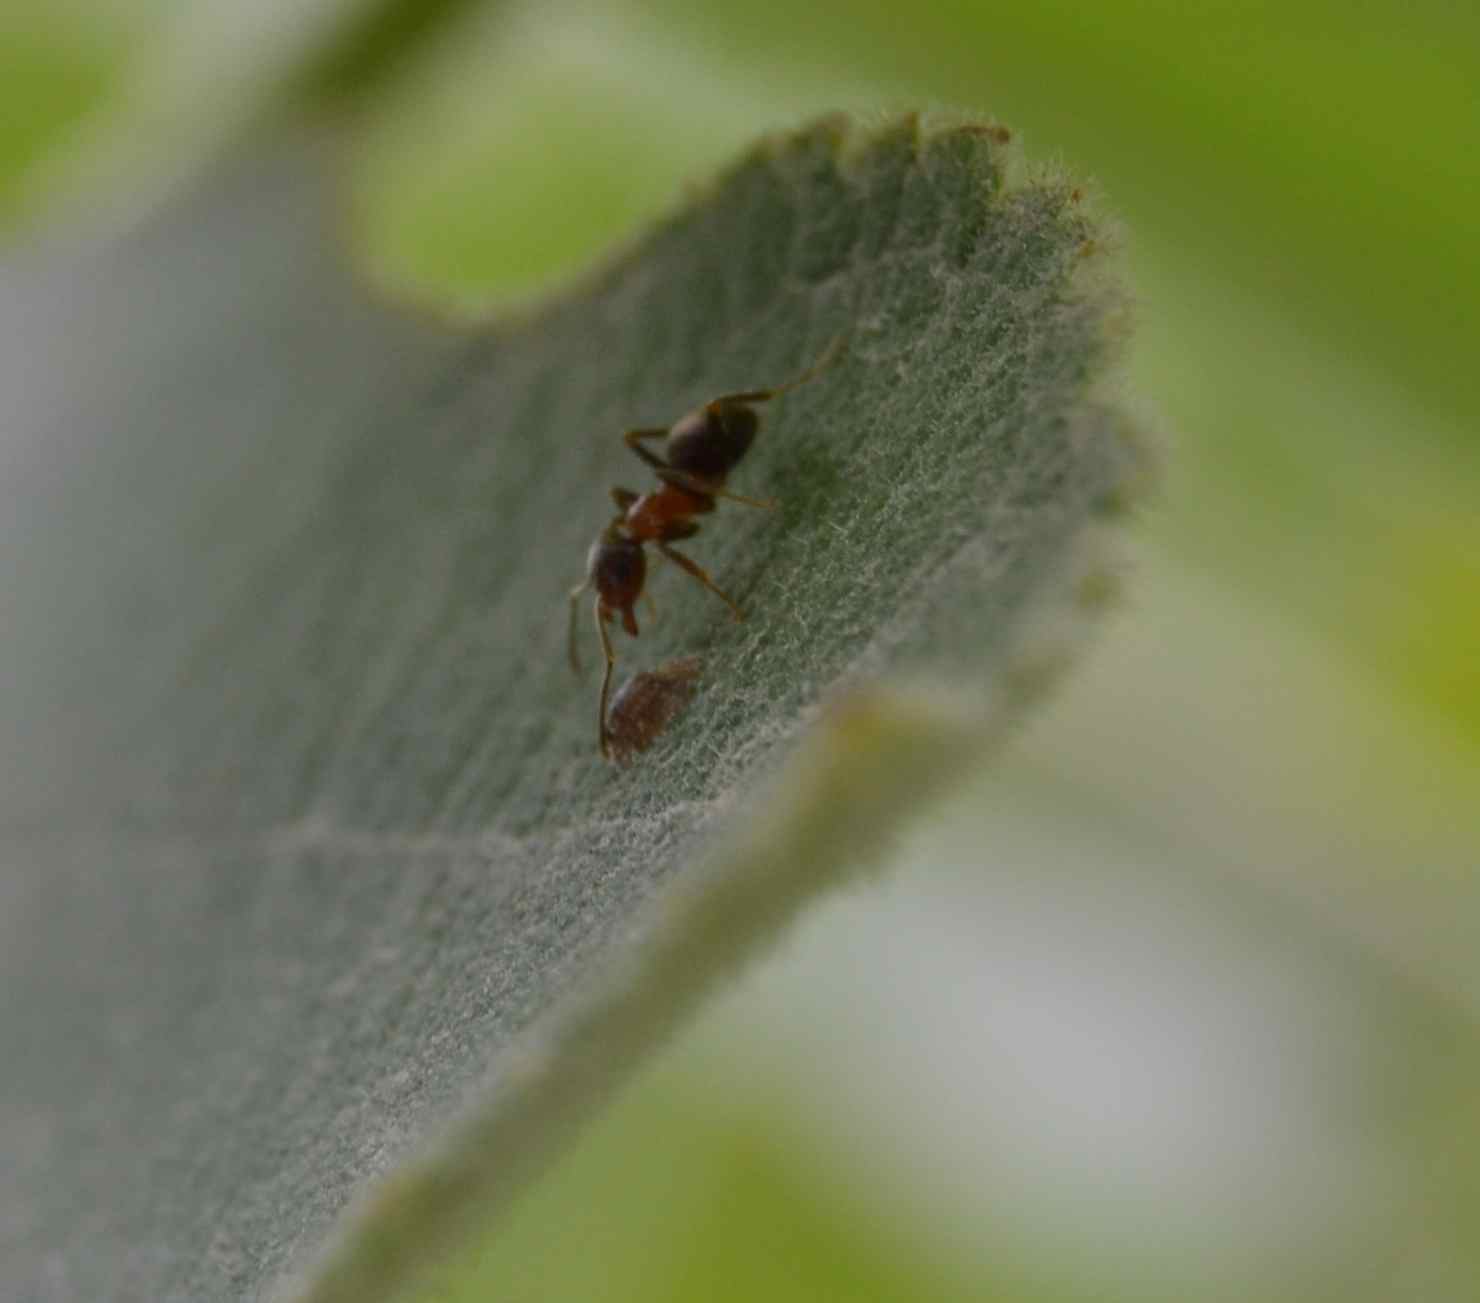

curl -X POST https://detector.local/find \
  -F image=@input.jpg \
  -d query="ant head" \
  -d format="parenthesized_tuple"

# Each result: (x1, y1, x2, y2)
(588, 529, 646, 611)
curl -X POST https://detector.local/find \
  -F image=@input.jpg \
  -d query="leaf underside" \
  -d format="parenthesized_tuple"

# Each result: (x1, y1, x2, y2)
(0, 115, 1143, 1302)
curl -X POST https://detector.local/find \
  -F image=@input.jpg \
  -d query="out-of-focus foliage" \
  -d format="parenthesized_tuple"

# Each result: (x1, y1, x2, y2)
(0, 7, 128, 224)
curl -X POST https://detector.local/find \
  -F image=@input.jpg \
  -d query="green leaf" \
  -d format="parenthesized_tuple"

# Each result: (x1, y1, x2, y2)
(0, 114, 1145, 1302)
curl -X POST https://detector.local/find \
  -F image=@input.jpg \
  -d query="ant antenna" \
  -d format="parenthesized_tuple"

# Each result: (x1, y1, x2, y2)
(567, 581, 588, 674)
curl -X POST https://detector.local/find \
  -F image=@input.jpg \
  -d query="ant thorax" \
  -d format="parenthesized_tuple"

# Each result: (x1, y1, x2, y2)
(624, 483, 712, 541)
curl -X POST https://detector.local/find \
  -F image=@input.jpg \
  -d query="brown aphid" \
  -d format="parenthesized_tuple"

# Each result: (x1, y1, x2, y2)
(605, 656, 703, 764)
(569, 337, 843, 759)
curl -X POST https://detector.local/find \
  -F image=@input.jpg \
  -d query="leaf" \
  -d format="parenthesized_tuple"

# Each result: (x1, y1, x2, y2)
(0, 114, 1146, 1303)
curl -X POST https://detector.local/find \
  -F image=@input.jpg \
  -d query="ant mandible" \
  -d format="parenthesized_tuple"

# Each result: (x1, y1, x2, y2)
(569, 337, 842, 759)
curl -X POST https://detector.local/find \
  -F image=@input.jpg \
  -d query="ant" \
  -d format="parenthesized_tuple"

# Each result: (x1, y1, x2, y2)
(569, 338, 842, 759)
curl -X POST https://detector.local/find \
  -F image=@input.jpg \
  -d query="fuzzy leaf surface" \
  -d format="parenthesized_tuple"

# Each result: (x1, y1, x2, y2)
(0, 117, 1140, 1302)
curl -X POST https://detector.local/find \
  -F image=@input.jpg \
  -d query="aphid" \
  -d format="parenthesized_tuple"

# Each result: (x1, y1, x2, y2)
(569, 338, 842, 759)
(605, 656, 703, 764)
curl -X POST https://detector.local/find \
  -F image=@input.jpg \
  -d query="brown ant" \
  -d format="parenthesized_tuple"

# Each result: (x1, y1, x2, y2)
(569, 338, 842, 759)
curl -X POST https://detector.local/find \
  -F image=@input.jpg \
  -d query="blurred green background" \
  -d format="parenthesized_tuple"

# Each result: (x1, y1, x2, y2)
(6, 1, 1477, 1298)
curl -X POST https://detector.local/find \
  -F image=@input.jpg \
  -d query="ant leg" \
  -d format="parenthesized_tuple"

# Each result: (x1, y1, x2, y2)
(595, 599, 617, 759)
(622, 427, 671, 473)
(567, 580, 589, 673)
(609, 486, 639, 510)
(704, 335, 847, 407)
(655, 467, 777, 510)
(647, 541, 676, 596)
(657, 542, 743, 620)
(706, 390, 773, 407)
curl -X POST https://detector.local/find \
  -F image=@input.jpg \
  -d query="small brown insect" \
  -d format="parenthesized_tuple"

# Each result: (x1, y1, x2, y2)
(569, 338, 841, 759)
(605, 656, 703, 763)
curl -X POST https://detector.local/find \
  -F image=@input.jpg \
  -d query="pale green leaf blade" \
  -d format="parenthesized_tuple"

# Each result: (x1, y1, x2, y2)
(0, 115, 1144, 1303)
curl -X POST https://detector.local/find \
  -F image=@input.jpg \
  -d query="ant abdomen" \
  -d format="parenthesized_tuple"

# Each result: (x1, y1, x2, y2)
(666, 403, 759, 480)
